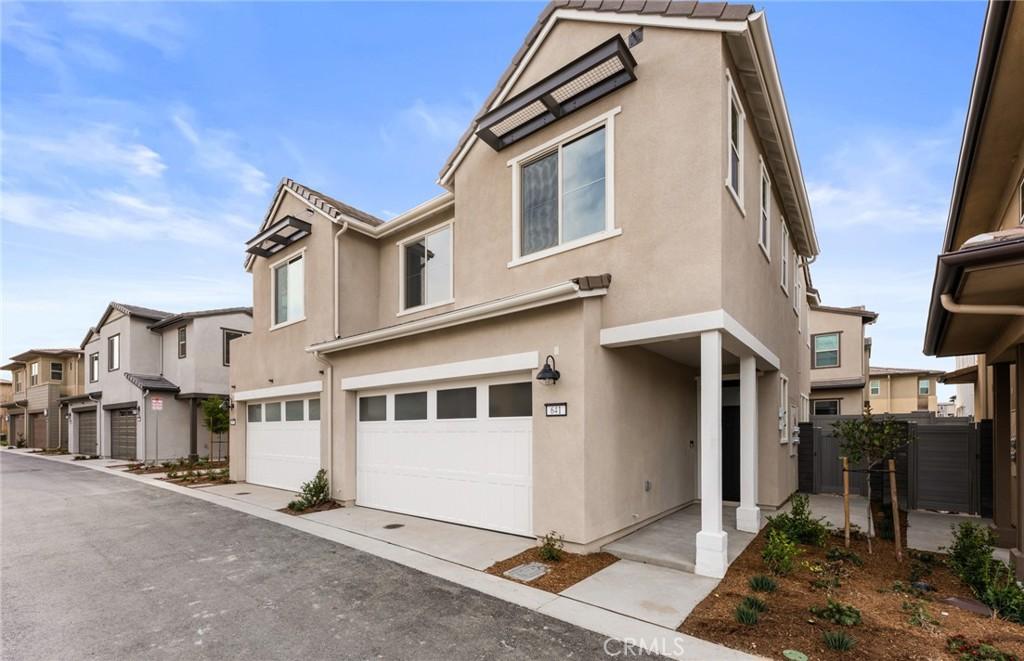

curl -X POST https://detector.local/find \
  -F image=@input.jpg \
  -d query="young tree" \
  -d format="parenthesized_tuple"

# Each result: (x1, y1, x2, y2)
(200, 397, 230, 461)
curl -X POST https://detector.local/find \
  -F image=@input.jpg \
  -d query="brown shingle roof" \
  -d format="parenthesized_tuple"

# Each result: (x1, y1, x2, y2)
(281, 178, 383, 227)
(438, 0, 754, 180)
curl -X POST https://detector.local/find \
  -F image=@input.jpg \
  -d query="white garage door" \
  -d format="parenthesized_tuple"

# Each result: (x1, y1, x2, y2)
(357, 377, 533, 536)
(246, 397, 321, 492)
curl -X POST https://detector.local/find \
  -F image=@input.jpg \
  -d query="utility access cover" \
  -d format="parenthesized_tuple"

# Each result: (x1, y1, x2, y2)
(503, 562, 548, 582)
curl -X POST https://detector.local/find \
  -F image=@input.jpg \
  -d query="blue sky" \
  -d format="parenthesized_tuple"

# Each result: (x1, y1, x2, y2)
(1, 1, 986, 398)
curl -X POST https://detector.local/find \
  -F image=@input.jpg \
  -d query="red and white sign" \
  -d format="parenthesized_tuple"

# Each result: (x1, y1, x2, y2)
(151, 397, 163, 411)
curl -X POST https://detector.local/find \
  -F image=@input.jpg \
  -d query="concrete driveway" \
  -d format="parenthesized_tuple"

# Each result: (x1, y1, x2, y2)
(0, 452, 636, 660)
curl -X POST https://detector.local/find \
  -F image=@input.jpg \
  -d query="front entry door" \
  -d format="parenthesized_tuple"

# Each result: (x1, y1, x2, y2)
(722, 405, 741, 502)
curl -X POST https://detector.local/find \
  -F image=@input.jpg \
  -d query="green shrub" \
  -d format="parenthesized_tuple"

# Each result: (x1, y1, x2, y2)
(766, 494, 829, 547)
(981, 563, 1024, 624)
(826, 546, 864, 567)
(741, 595, 767, 613)
(948, 521, 998, 594)
(287, 469, 330, 511)
(748, 575, 777, 593)
(822, 630, 856, 652)
(734, 604, 760, 625)
(902, 599, 938, 627)
(538, 531, 565, 562)
(810, 599, 861, 626)
(812, 576, 842, 591)
(762, 529, 800, 575)
(947, 635, 1019, 661)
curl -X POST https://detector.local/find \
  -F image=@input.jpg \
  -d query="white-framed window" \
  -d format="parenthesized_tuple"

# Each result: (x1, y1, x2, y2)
(108, 334, 120, 371)
(50, 361, 63, 381)
(869, 379, 881, 396)
(758, 159, 771, 259)
(813, 399, 840, 416)
(779, 374, 789, 444)
(399, 221, 453, 314)
(780, 223, 790, 294)
(726, 70, 744, 210)
(509, 108, 619, 267)
(89, 353, 99, 383)
(271, 251, 305, 328)
(14, 371, 22, 391)
(918, 378, 930, 395)
(177, 326, 187, 359)
(29, 362, 39, 386)
(800, 394, 810, 423)
(812, 332, 840, 369)
(793, 260, 802, 315)
(1019, 175, 1024, 224)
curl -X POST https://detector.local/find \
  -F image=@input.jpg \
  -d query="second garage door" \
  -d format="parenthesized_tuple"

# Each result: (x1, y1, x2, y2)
(78, 410, 97, 455)
(245, 397, 321, 492)
(30, 413, 47, 449)
(110, 409, 137, 460)
(356, 378, 533, 536)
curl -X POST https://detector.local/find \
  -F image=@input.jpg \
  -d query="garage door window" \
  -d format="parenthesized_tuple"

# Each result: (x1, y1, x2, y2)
(285, 400, 304, 421)
(359, 395, 386, 422)
(437, 387, 476, 419)
(395, 392, 427, 420)
(308, 398, 320, 421)
(265, 402, 282, 422)
(247, 404, 261, 422)
(489, 382, 532, 417)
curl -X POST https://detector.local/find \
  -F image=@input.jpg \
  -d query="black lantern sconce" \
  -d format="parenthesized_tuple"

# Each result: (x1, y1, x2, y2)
(536, 355, 560, 386)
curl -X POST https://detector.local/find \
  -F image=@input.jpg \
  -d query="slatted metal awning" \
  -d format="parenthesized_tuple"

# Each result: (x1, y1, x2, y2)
(475, 35, 637, 152)
(245, 215, 312, 258)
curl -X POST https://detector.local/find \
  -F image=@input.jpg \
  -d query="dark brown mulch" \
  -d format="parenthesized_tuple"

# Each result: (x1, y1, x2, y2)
(679, 531, 1024, 660)
(124, 461, 228, 474)
(277, 501, 343, 516)
(159, 476, 234, 488)
(485, 547, 619, 593)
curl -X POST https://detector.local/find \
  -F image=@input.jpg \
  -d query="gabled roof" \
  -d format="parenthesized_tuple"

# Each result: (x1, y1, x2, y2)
(86, 301, 174, 347)
(124, 373, 180, 393)
(148, 307, 253, 331)
(6, 348, 82, 363)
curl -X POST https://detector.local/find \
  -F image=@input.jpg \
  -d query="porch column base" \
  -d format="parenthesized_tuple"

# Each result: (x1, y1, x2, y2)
(736, 506, 761, 534)
(1012, 548, 1024, 580)
(991, 523, 1016, 549)
(695, 529, 729, 578)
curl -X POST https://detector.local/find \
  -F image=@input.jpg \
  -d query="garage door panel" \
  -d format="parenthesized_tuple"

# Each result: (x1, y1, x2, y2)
(246, 405, 320, 492)
(78, 411, 97, 455)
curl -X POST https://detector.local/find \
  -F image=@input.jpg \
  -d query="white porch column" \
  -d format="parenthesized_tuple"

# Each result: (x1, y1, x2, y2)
(736, 355, 760, 533)
(696, 329, 728, 578)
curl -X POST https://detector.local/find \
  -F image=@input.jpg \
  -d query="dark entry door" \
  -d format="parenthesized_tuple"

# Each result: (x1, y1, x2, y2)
(30, 414, 47, 449)
(722, 405, 740, 501)
(110, 410, 137, 460)
(78, 410, 97, 455)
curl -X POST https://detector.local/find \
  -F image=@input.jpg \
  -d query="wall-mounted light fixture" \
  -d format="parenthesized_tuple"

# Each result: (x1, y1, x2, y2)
(536, 355, 560, 386)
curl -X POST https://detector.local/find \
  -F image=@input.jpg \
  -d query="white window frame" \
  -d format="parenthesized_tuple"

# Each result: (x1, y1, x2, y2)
(397, 220, 455, 316)
(1019, 174, 1023, 224)
(800, 394, 810, 423)
(725, 69, 745, 213)
(177, 326, 187, 359)
(793, 260, 801, 316)
(918, 378, 930, 395)
(29, 362, 39, 386)
(758, 158, 771, 260)
(779, 373, 789, 445)
(50, 361, 63, 381)
(780, 222, 790, 295)
(508, 107, 620, 268)
(89, 353, 99, 383)
(813, 332, 840, 369)
(269, 248, 306, 331)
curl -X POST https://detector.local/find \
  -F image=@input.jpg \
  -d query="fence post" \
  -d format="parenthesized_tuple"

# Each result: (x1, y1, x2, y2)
(843, 456, 850, 549)
(889, 458, 902, 562)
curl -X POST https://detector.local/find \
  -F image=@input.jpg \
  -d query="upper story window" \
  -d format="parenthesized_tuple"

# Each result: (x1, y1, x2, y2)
(918, 378, 930, 395)
(272, 252, 304, 328)
(108, 334, 120, 371)
(779, 374, 789, 444)
(758, 160, 771, 259)
(813, 332, 839, 369)
(780, 224, 790, 295)
(726, 71, 744, 209)
(177, 327, 187, 359)
(29, 362, 39, 386)
(89, 353, 99, 383)
(1019, 175, 1023, 224)
(400, 223, 453, 313)
(870, 379, 880, 396)
(223, 329, 245, 366)
(50, 361, 63, 381)
(14, 371, 22, 391)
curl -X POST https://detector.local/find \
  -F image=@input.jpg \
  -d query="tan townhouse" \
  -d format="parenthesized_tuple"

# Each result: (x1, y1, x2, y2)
(808, 304, 877, 416)
(0, 378, 11, 441)
(2, 349, 84, 450)
(866, 366, 943, 414)
(230, 0, 819, 578)
(922, 1, 1024, 572)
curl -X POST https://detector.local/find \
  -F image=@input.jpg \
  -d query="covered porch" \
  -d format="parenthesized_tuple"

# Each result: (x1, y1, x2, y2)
(600, 310, 780, 578)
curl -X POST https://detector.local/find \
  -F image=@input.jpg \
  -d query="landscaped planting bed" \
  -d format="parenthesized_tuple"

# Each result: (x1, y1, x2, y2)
(485, 547, 618, 593)
(680, 499, 1024, 660)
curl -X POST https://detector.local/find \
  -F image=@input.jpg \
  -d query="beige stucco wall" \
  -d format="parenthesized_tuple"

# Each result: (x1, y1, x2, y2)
(868, 374, 939, 414)
(808, 309, 867, 382)
(810, 388, 864, 417)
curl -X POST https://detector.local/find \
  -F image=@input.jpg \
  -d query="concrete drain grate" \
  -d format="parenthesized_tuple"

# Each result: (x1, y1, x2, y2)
(503, 562, 548, 582)
(383, 523, 404, 530)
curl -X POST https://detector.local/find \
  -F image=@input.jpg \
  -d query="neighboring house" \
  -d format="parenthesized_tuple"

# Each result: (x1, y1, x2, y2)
(808, 305, 878, 416)
(230, 0, 820, 578)
(937, 399, 957, 417)
(0, 378, 13, 441)
(867, 367, 943, 414)
(923, 0, 1023, 569)
(75, 302, 252, 461)
(1, 349, 84, 449)
(945, 354, 978, 418)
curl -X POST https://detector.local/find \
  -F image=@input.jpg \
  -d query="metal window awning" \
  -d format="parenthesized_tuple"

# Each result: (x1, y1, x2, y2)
(245, 215, 312, 258)
(475, 35, 637, 152)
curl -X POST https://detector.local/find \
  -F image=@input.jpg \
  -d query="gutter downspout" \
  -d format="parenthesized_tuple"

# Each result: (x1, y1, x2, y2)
(940, 293, 1024, 317)
(333, 221, 349, 340)
(312, 351, 335, 502)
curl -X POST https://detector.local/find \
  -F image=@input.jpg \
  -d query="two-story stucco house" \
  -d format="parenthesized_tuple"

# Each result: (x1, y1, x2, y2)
(866, 366, 943, 414)
(808, 305, 877, 416)
(2, 349, 83, 449)
(229, 0, 820, 578)
(72, 302, 252, 461)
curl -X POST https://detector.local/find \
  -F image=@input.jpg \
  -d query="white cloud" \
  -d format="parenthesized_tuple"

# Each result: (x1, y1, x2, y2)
(4, 124, 166, 178)
(66, 3, 185, 56)
(380, 97, 477, 147)
(172, 112, 270, 196)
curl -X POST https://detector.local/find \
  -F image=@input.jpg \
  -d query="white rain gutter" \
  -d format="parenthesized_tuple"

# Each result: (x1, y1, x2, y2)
(940, 294, 1024, 317)
(333, 222, 349, 340)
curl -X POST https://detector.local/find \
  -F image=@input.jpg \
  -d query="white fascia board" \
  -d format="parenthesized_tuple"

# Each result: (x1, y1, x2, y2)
(233, 380, 323, 402)
(341, 351, 539, 391)
(374, 193, 455, 238)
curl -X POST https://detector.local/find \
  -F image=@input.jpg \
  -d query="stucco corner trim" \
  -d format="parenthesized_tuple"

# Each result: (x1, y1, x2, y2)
(340, 351, 539, 391)
(232, 380, 323, 402)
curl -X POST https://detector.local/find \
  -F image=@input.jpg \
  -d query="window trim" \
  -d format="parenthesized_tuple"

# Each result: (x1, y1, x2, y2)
(396, 219, 456, 316)
(779, 373, 789, 445)
(89, 353, 99, 383)
(29, 362, 39, 386)
(1019, 174, 1024, 225)
(758, 157, 771, 260)
(811, 331, 841, 369)
(108, 334, 120, 372)
(812, 398, 841, 416)
(793, 260, 801, 316)
(50, 361, 63, 382)
(269, 247, 306, 331)
(177, 326, 187, 359)
(725, 69, 745, 214)
(918, 378, 931, 396)
(780, 222, 790, 295)
(869, 379, 881, 396)
(508, 107, 619, 268)
(221, 328, 247, 366)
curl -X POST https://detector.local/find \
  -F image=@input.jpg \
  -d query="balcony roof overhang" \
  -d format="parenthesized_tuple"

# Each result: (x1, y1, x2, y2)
(245, 215, 312, 258)
(474, 34, 637, 152)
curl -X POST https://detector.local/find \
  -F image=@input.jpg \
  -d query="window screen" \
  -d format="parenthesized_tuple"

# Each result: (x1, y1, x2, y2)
(489, 383, 532, 417)
(521, 152, 558, 255)
(437, 387, 476, 419)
